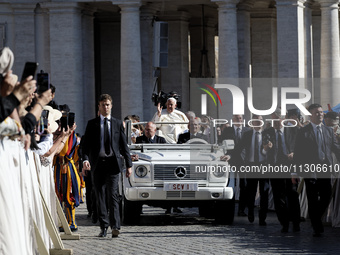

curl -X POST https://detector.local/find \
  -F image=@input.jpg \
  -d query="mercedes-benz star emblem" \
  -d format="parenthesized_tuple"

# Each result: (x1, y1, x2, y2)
(174, 166, 187, 179)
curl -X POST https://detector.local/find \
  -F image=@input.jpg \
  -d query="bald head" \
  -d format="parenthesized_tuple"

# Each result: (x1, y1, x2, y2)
(144, 121, 157, 138)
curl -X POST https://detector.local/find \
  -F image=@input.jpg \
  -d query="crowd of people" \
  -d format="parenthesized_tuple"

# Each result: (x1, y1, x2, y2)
(1, 46, 340, 254)
(0, 47, 84, 253)
(106, 97, 340, 238)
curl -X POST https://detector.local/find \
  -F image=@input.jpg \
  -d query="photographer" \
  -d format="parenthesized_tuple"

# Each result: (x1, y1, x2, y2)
(152, 97, 188, 144)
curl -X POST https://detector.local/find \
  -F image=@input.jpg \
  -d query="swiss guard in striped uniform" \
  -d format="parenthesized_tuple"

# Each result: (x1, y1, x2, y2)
(54, 131, 81, 231)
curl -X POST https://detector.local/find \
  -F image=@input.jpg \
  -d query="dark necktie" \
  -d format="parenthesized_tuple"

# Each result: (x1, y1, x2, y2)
(254, 132, 260, 163)
(317, 126, 325, 161)
(277, 130, 284, 162)
(104, 117, 110, 155)
(236, 128, 241, 145)
(149, 137, 154, 143)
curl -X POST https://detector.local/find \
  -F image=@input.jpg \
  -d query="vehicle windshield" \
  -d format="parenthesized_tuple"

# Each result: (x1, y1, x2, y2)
(124, 120, 220, 146)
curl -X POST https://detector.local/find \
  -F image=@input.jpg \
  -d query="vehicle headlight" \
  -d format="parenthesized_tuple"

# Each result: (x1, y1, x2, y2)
(135, 165, 148, 178)
(212, 165, 226, 178)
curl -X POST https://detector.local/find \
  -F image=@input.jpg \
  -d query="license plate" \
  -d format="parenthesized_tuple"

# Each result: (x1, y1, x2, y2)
(164, 183, 198, 191)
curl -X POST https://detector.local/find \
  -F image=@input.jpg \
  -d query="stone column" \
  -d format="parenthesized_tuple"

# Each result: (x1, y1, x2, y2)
(43, 2, 85, 133)
(140, 4, 160, 121)
(237, 1, 253, 120)
(237, 1, 253, 78)
(318, 0, 340, 107)
(82, 7, 96, 121)
(212, 0, 239, 119)
(159, 11, 190, 112)
(119, 2, 143, 119)
(276, 0, 306, 110)
(276, 0, 306, 79)
(251, 6, 277, 78)
(312, 5, 321, 103)
(34, 4, 49, 72)
(11, 4, 37, 74)
(304, 1, 313, 98)
(250, 3, 278, 117)
(213, 0, 239, 79)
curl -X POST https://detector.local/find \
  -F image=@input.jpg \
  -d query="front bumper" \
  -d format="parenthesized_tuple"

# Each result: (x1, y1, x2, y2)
(124, 186, 234, 201)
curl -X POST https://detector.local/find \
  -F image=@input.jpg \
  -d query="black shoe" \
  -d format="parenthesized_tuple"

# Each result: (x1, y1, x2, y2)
(98, 227, 108, 237)
(248, 212, 254, 223)
(112, 229, 120, 238)
(259, 220, 267, 226)
(92, 215, 98, 224)
(70, 227, 78, 232)
(238, 211, 247, 217)
(59, 227, 64, 232)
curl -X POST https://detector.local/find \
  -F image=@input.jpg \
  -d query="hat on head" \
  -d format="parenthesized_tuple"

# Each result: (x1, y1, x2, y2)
(58, 104, 70, 113)
(325, 111, 339, 120)
(0, 47, 14, 76)
(43, 105, 62, 133)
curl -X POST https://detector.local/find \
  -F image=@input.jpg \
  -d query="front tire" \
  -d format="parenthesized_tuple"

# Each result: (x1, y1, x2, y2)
(122, 196, 142, 225)
(214, 198, 235, 225)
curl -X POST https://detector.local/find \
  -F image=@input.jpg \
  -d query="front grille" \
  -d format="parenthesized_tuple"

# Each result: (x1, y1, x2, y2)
(154, 183, 206, 188)
(167, 191, 181, 198)
(154, 164, 207, 181)
(166, 191, 196, 198)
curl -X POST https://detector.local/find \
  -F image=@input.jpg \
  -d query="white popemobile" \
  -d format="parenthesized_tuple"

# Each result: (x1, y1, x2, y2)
(121, 120, 235, 225)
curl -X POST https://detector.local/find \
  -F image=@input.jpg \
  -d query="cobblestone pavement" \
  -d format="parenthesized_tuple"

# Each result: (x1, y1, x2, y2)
(63, 202, 340, 255)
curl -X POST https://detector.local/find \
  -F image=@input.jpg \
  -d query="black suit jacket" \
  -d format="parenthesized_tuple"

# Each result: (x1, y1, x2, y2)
(262, 126, 297, 165)
(82, 116, 132, 172)
(220, 126, 250, 164)
(136, 135, 166, 144)
(234, 129, 266, 164)
(294, 123, 340, 167)
(177, 132, 208, 144)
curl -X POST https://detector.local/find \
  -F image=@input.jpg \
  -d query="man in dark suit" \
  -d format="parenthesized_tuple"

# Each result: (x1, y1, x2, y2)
(136, 121, 166, 144)
(235, 115, 269, 226)
(220, 115, 250, 216)
(294, 103, 340, 236)
(262, 110, 300, 233)
(177, 117, 208, 144)
(82, 94, 132, 238)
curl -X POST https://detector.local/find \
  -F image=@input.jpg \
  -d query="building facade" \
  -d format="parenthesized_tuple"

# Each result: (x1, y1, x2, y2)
(0, 0, 338, 133)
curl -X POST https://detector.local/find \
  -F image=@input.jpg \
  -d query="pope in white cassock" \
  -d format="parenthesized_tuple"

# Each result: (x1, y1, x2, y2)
(152, 97, 189, 144)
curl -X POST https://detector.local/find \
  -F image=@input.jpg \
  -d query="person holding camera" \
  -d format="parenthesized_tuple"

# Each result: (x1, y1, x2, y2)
(152, 97, 189, 144)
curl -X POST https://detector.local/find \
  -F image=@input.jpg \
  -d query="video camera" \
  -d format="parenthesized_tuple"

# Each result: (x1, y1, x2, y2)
(151, 90, 181, 109)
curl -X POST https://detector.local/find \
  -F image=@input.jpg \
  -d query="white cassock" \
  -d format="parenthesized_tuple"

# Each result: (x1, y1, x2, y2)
(152, 109, 189, 144)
